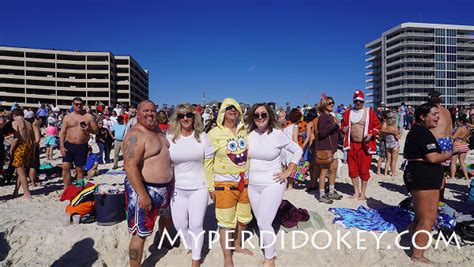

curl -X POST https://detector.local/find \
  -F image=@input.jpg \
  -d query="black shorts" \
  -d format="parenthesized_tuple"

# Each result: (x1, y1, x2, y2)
(403, 161, 443, 192)
(63, 141, 88, 167)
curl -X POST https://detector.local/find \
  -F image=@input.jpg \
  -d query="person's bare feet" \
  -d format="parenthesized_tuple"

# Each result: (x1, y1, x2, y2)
(358, 194, 366, 201)
(224, 257, 234, 267)
(262, 258, 276, 267)
(234, 247, 254, 256)
(349, 193, 360, 199)
(411, 256, 435, 265)
(191, 259, 201, 267)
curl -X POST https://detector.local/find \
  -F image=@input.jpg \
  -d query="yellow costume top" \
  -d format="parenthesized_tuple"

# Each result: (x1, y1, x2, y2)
(204, 98, 249, 192)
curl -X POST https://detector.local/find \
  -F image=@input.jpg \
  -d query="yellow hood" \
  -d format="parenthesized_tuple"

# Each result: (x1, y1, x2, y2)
(204, 98, 248, 191)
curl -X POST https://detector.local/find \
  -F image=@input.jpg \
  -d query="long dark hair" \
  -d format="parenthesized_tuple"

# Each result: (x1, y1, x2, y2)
(247, 103, 278, 134)
(415, 102, 438, 123)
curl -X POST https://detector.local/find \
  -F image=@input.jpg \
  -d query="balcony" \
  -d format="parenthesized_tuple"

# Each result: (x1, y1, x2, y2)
(365, 46, 381, 56)
(386, 67, 434, 76)
(386, 75, 435, 83)
(386, 32, 434, 42)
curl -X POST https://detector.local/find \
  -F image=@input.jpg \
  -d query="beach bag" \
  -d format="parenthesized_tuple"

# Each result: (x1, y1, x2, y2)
(315, 119, 334, 164)
(94, 192, 126, 226)
(469, 179, 474, 203)
(290, 160, 310, 182)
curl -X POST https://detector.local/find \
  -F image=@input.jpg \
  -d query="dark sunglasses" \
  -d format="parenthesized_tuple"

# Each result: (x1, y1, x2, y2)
(177, 112, 194, 120)
(253, 112, 268, 120)
(354, 100, 364, 104)
(225, 105, 237, 112)
(73, 102, 84, 106)
(328, 101, 335, 105)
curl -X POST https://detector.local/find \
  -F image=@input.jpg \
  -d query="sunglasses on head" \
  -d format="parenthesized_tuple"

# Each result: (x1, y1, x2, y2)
(253, 112, 268, 120)
(177, 112, 194, 120)
(225, 105, 237, 112)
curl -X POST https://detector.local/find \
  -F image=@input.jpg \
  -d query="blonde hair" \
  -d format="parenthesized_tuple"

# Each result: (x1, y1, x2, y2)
(169, 103, 204, 143)
(317, 96, 334, 113)
(386, 112, 396, 126)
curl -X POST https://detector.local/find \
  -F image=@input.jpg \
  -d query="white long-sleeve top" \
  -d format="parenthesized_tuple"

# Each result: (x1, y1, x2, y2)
(248, 129, 303, 186)
(167, 132, 215, 190)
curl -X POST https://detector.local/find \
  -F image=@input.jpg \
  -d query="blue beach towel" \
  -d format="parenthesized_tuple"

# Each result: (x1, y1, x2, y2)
(329, 205, 456, 232)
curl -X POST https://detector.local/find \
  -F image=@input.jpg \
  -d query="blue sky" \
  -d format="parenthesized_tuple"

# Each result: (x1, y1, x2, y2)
(1, 0, 473, 107)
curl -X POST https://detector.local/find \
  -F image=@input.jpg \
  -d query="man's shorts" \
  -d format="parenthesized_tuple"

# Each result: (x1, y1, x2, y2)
(45, 136, 57, 147)
(214, 180, 252, 229)
(125, 178, 172, 237)
(63, 141, 88, 167)
(12, 143, 32, 168)
(437, 137, 453, 167)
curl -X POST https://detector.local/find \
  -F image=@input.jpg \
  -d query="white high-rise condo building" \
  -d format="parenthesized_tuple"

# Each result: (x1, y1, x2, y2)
(0, 46, 149, 109)
(365, 23, 474, 108)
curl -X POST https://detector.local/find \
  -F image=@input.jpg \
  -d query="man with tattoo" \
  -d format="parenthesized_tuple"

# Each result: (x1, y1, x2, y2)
(123, 100, 173, 267)
(59, 97, 99, 188)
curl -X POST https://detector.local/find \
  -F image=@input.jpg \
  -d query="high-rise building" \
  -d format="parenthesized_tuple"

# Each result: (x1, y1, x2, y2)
(365, 23, 474, 108)
(0, 46, 149, 109)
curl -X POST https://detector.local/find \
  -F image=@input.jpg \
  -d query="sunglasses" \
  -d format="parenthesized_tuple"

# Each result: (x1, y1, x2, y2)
(177, 112, 194, 120)
(354, 100, 364, 104)
(225, 105, 237, 112)
(73, 103, 84, 106)
(253, 112, 268, 120)
(328, 102, 334, 105)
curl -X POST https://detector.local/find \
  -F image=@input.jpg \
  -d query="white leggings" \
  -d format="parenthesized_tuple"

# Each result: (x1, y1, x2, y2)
(170, 187, 209, 260)
(248, 182, 286, 259)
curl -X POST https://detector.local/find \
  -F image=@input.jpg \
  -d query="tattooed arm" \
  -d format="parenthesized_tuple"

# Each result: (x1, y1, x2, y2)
(123, 128, 151, 211)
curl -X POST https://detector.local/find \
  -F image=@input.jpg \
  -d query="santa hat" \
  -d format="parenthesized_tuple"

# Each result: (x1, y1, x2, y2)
(353, 90, 365, 102)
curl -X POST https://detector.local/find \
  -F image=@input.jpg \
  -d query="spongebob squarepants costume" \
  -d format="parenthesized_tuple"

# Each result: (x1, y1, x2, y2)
(205, 98, 252, 229)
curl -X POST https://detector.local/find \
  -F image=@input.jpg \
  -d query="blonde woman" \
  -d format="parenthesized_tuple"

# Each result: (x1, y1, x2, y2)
(167, 103, 215, 267)
(383, 114, 400, 178)
(316, 96, 342, 204)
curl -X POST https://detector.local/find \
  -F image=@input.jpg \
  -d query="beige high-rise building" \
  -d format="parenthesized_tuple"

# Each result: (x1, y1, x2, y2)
(365, 23, 474, 108)
(0, 46, 149, 109)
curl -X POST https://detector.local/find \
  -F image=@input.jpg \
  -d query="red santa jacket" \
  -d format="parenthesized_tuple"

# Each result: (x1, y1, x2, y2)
(341, 107, 380, 154)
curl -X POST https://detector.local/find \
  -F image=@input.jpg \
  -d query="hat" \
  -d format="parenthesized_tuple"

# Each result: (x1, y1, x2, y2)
(353, 90, 365, 102)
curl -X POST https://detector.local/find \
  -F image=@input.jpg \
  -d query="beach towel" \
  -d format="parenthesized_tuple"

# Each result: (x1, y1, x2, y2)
(60, 180, 95, 202)
(66, 201, 95, 216)
(329, 206, 412, 232)
(329, 205, 456, 232)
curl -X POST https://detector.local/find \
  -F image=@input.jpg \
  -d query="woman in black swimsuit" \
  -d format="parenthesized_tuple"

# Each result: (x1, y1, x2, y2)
(403, 103, 455, 264)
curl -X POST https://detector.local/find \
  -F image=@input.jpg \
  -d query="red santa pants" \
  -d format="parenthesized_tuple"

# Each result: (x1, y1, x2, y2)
(347, 142, 372, 181)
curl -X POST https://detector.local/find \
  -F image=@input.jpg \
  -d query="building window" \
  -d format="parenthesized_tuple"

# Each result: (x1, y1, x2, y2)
(447, 72, 457, 79)
(447, 29, 457, 37)
(435, 80, 445, 87)
(435, 29, 446, 36)
(435, 54, 445, 61)
(447, 38, 456, 45)
(435, 46, 446, 53)
(435, 63, 445, 70)
(447, 46, 457, 54)
(447, 55, 456, 62)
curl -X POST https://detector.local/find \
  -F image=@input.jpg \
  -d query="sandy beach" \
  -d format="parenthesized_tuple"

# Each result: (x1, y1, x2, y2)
(1, 146, 473, 267)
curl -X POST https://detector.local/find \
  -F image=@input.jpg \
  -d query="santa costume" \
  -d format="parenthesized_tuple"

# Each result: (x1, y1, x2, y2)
(341, 91, 380, 181)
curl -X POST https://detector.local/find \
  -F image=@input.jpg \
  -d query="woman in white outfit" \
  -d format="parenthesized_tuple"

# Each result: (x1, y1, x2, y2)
(247, 103, 303, 267)
(167, 103, 214, 267)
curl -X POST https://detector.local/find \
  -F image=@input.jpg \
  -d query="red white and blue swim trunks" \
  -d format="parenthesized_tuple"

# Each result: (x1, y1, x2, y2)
(124, 178, 172, 237)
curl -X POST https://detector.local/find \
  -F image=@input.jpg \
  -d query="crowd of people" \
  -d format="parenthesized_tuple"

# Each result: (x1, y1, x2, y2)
(0, 91, 473, 266)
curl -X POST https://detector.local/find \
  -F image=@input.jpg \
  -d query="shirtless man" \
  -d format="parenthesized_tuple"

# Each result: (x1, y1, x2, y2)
(10, 109, 35, 199)
(428, 91, 453, 201)
(123, 100, 173, 267)
(60, 97, 99, 188)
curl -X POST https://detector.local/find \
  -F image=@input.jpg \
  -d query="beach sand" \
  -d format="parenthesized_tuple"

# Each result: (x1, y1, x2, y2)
(1, 148, 473, 266)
